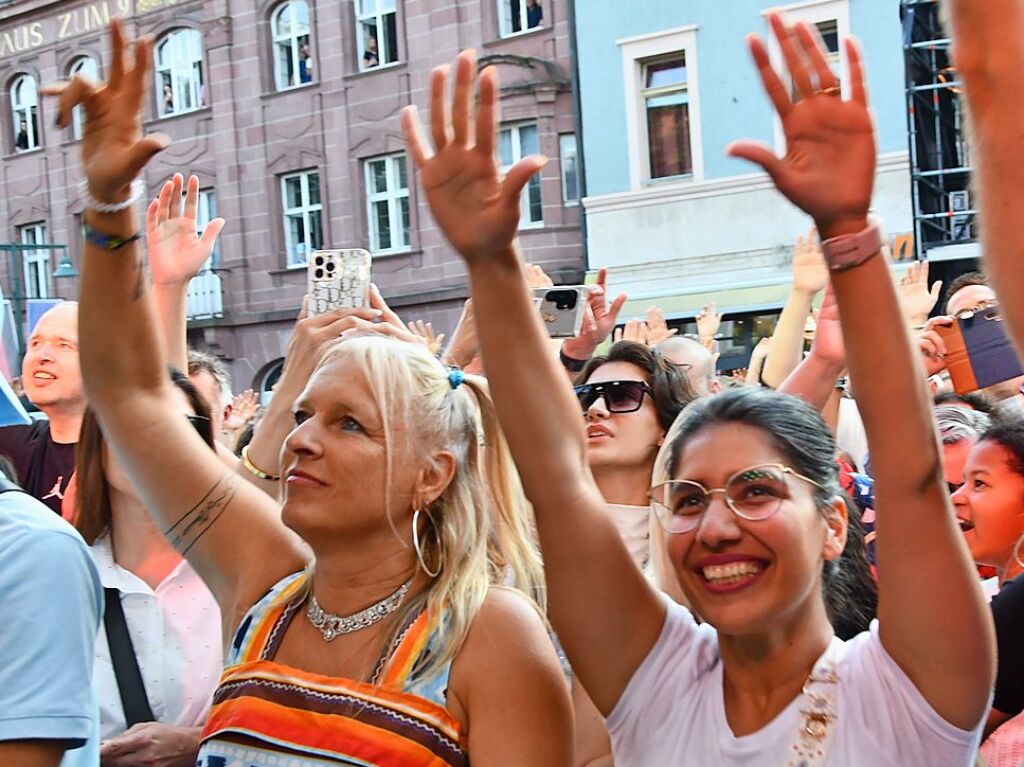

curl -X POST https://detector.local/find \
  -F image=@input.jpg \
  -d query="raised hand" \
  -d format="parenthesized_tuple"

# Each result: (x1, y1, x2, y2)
(147, 173, 226, 286)
(525, 263, 554, 289)
(562, 267, 628, 361)
(792, 227, 829, 295)
(43, 20, 168, 202)
(728, 13, 876, 238)
(402, 50, 546, 264)
(613, 319, 648, 345)
(809, 284, 845, 366)
(696, 302, 723, 344)
(223, 389, 259, 435)
(915, 315, 954, 377)
(407, 319, 446, 355)
(644, 306, 678, 346)
(898, 260, 943, 327)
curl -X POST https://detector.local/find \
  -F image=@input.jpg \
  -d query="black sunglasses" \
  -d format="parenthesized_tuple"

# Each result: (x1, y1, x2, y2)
(186, 413, 214, 448)
(574, 380, 652, 414)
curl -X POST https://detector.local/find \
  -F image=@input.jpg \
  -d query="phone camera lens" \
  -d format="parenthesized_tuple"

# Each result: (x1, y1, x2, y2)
(314, 269, 324, 279)
(314, 256, 324, 266)
(326, 261, 336, 272)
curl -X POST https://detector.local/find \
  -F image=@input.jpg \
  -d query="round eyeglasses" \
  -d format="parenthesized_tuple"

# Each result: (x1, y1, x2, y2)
(574, 380, 652, 414)
(649, 463, 826, 534)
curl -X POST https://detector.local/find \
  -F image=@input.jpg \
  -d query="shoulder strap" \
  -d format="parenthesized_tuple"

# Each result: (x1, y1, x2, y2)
(0, 466, 22, 495)
(103, 587, 155, 726)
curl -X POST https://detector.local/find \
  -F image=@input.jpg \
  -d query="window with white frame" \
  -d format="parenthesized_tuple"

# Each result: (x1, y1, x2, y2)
(642, 54, 692, 179)
(68, 57, 99, 140)
(559, 133, 580, 204)
(499, 123, 543, 226)
(197, 188, 221, 265)
(11, 74, 40, 152)
(619, 25, 703, 189)
(272, 1, 313, 90)
(281, 171, 323, 266)
(19, 223, 49, 299)
(364, 153, 410, 253)
(787, 19, 840, 99)
(156, 29, 206, 117)
(498, 0, 545, 38)
(356, 0, 398, 71)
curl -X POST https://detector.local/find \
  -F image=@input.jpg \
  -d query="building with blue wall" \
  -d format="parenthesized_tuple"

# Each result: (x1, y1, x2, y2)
(573, 0, 914, 365)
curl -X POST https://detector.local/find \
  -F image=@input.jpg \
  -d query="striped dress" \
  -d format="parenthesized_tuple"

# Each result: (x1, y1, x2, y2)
(196, 572, 469, 767)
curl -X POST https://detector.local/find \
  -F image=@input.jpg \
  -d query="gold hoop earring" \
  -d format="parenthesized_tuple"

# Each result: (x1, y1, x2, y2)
(412, 507, 442, 578)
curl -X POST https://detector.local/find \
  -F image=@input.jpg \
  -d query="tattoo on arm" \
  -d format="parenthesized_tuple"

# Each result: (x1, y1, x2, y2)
(164, 474, 240, 556)
(132, 251, 147, 301)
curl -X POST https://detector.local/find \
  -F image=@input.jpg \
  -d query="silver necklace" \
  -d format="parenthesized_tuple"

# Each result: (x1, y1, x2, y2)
(306, 578, 413, 642)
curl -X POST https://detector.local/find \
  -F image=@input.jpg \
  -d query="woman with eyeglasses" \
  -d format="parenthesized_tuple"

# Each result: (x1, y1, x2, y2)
(58, 21, 571, 767)
(405, 12, 992, 765)
(72, 370, 221, 767)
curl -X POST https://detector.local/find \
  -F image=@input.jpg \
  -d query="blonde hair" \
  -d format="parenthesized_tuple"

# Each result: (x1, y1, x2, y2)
(314, 336, 544, 682)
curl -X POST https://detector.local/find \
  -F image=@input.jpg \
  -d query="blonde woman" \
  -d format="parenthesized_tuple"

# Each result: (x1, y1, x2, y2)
(52, 21, 571, 767)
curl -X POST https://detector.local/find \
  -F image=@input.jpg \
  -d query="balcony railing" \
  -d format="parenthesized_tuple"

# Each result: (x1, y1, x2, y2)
(186, 268, 223, 320)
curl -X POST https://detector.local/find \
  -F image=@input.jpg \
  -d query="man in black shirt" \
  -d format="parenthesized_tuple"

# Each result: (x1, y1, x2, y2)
(0, 303, 83, 514)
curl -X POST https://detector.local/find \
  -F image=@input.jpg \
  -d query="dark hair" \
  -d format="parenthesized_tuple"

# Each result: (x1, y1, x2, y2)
(662, 387, 877, 639)
(934, 390, 994, 414)
(979, 414, 1024, 479)
(944, 271, 988, 312)
(577, 340, 697, 431)
(75, 368, 215, 545)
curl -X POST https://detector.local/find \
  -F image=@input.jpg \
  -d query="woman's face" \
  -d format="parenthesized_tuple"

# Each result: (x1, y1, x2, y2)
(664, 422, 845, 637)
(582, 361, 664, 476)
(951, 439, 1024, 569)
(280, 357, 427, 546)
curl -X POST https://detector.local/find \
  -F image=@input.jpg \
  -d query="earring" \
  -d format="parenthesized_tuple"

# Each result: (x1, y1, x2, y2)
(412, 507, 442, 578)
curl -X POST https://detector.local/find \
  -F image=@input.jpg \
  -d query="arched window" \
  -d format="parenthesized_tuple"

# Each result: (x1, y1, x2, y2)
(155, 29, 206, 117)
(272, 1, 313, 90)
(68, 57, 99, 140)
(258, 358, 284, 406)
(11, 74, 40, 152)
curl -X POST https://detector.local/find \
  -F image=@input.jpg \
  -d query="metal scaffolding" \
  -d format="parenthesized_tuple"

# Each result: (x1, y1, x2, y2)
(901, 0, 975, 257)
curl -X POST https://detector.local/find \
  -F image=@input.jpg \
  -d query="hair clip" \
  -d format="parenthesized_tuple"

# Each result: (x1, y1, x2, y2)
(448, 368, 464, 390)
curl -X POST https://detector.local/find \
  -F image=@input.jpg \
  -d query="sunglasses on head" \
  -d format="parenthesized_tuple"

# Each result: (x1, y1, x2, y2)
(574, 380, 652, 414)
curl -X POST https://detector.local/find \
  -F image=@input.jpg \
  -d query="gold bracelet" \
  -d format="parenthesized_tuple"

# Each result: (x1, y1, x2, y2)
(240, 445, 280, 482)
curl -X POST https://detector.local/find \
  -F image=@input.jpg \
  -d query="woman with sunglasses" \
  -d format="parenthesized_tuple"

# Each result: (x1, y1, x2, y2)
(56, 21, 571, 767)
(404, 11, 992, 765)
(72, 371, 220, 767)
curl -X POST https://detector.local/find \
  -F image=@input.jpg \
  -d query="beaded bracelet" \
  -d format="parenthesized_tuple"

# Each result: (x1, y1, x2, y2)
(78, 178, 145, 213)
(240, 445, 281, 482)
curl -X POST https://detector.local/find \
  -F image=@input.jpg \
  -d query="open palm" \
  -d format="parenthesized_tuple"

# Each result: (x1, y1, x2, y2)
(147, 173, 225, 285)
(403, 52, 546, 264)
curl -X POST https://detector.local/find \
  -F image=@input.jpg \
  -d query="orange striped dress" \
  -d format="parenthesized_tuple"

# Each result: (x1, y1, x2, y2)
(196, 572, 468, 767)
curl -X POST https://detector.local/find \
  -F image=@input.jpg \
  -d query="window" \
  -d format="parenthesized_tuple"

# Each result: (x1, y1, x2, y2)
(498, 0, 544, 37)
(499, 123, 543, 226)
(559, 133, 580, 204)
(272, 1, 313, 90)
(197, 189, 221, 265)
(619, 25, 703, 188)
(68, 57, 99, 140)
(788, 19, 840, 99)
(156, 29, 206, 117)
(11, 75, 40, 152)
(281, 171, 323, 266)
(642, 55, 692, 179)
(19, 223, 49, 299)
(364, 154, 410, 253)
(356, 0, 398, 70)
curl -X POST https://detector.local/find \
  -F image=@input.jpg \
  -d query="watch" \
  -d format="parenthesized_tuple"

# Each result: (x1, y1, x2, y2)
(820, 219, 883, 272)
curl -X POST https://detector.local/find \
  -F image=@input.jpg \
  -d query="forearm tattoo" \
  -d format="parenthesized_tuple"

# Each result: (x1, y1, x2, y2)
(164, 474, 240, 556)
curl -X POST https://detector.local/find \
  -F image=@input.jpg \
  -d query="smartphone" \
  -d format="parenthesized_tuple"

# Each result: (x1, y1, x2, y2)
(935, 304, 1024, 394)
(533, 286, 587, 338)
(307, 249, 372, 316)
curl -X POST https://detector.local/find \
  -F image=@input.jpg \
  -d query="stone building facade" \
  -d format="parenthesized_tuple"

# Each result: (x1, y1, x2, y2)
(0, 0, 582, 392)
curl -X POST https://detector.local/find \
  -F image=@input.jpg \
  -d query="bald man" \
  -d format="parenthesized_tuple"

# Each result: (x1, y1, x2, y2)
(655, 336, 721, 396)
(0, 303, 84, 513)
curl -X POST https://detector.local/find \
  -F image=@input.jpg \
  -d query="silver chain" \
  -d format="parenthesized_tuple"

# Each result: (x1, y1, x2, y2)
(305, 578, 413, 642)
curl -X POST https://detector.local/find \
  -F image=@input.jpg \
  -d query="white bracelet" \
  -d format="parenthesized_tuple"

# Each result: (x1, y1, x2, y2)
(78, 178, 145, 213)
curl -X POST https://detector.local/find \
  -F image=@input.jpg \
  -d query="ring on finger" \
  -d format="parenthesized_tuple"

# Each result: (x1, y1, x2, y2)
(818, 85, 842, 98)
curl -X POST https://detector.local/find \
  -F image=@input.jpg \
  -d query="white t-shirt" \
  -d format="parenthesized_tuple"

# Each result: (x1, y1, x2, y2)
(608, 601, 984, 766)
(90, 535, 223, 739)
(605, 503, 650, 570)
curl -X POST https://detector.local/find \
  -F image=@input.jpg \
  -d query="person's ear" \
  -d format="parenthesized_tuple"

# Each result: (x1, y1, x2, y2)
(823, 496, 849, 562)
(415, 451, 457, 509)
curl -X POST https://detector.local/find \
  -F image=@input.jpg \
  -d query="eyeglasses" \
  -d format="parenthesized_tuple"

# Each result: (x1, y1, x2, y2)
(954, 300, 1000, 321)
(574, 380, 652, 414)
(186, 413, 214, 447)
(649, 463, 826, 534)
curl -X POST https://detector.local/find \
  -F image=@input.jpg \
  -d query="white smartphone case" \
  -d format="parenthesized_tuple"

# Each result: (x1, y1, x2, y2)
(533, 286, 587, 338)
(307, 249, 372, 316)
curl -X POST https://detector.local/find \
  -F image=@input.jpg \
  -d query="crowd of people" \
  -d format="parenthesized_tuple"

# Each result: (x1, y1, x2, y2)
(2, 5, 1024, 766)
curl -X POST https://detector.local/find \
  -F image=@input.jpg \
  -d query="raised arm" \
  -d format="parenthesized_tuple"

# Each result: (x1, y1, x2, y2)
(948, 1, 1024, 351)
(45, 22, 306, 622)
(778, 286, 845, 411)
(729, 14, 993, 729)
(403, 52, 666, 715)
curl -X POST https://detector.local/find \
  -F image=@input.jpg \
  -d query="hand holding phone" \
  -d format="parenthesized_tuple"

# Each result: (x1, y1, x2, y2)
(935, 303, 1024, 394)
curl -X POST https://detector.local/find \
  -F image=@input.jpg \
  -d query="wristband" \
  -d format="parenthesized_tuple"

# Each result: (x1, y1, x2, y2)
(78, 177, 145, 213)
(821, 218, 883, 272)
(84, 226, 142, 252)
(560, 347, 588, 373)
(240, 445, 281, 482)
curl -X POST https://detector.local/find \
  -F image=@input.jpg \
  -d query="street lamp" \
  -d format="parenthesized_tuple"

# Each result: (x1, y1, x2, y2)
(53, 254, 79, 279)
